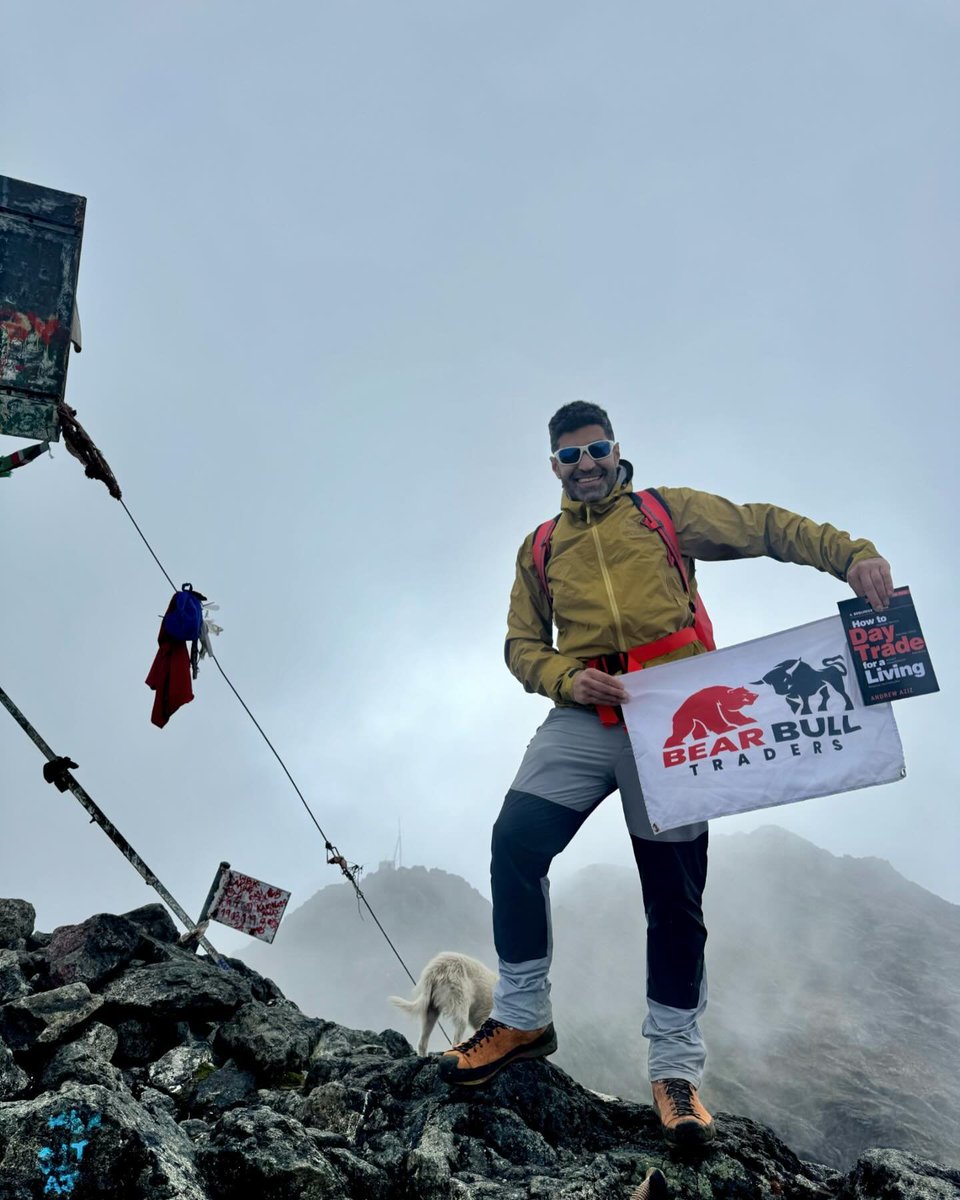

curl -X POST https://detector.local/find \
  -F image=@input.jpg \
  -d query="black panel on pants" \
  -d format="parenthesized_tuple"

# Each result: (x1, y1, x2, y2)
(631, 830, 708, 1010)
(491, 789, 597, 965)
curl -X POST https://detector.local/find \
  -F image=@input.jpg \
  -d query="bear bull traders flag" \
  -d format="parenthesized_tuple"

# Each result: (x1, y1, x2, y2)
(621, 616, 905, 834)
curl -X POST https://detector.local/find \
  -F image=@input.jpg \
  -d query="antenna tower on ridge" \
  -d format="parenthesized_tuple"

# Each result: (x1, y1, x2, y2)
(393, 820, 403, 869)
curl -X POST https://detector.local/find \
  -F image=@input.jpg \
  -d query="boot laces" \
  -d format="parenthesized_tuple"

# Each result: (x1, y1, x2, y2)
(660, 1077, 697, 1117)
(453, 1018, 505, 1054)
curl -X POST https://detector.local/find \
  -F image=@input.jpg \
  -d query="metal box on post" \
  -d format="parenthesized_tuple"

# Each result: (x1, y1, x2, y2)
(0, 175, 86, 442)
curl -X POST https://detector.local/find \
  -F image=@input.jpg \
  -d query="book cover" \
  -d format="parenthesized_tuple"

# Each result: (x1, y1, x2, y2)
(837, 586, 939, 705)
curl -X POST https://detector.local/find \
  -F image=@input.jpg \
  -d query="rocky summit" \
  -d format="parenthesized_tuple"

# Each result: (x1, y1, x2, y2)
(0, 898, 957, 1199)
(242, 832, 960, 1172)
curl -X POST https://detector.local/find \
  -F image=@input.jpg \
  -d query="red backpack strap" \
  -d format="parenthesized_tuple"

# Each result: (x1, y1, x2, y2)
(630, 489, 716, 651)
(531, 515, 561, 605)
(630, 489, 688, 586)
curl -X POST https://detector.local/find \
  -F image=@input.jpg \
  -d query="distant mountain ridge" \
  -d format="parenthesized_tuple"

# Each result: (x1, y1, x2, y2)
(250, 863, 496, 1026)
(240, 827, 960, 1171)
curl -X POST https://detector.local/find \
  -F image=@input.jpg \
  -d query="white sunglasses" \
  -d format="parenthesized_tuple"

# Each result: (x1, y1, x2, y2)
(551, 439, 616, 466)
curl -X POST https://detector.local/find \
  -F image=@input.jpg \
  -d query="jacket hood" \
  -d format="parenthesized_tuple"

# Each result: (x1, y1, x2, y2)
(559, 458, 635, 522)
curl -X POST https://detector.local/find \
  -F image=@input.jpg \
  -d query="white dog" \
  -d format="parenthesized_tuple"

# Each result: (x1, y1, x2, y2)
(389, 952, 497, 1055)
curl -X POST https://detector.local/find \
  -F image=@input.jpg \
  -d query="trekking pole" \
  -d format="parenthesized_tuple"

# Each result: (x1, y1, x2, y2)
(0, 683, 227, 965)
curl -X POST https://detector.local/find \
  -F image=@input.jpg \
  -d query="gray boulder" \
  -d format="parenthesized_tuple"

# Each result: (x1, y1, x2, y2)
(0, 1081, 206, 1200)
(306, 1023, 412, 1089)
(121, 903, 181, 944)
(0, 1041, 29, 1099)
(180, 1117, 213, 1143)
(113, 1014, 184, 1066)
(0, 949, 29, 1004)
(190, 1061, 258, 1116)
(47, 913, 143, 987)
(837, 1148, 960, 1198)
(196, 1105, 351, 1199)
(214, 1000, 325, 1084)
(72, 1019, 119, 1062)
(41, 1022, 125, 1092)
(258, 1085, 309, 1124)
(305, 1080, 379, 1143)
(219, 955, 286, 1004)
(102, 958, 252, 1018)
(0, 982, 103, 1050)
(148, 1044, 217, 1098)
(0, 899, 35, 949)
(140, 1084, 180, 1121)
(15, 948, 51, 988)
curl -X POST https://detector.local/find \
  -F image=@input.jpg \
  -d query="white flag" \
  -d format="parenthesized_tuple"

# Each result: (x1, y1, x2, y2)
(208, 869, 291, 943)
(621, 616, 905, 834)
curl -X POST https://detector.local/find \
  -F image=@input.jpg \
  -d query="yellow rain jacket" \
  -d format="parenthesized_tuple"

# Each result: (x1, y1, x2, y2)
(505, 462, 880, 706)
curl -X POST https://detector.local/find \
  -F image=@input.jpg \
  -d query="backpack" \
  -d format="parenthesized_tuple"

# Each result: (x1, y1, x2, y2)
(531, 488, 716, 652)
(163, 584, 205, 643)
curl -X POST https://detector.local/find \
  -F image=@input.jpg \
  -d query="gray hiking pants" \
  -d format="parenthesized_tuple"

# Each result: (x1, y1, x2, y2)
(489, 705, 709, 1086)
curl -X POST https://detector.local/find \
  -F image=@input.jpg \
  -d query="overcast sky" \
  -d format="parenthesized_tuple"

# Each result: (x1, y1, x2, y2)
(2, 1, 957, 959)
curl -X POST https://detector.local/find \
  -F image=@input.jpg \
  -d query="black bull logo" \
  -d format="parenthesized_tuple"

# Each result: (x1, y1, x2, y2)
(751, 656, 853, 715)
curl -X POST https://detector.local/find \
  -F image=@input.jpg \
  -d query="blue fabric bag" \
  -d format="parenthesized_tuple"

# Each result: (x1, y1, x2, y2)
(163, 585, 205, 642)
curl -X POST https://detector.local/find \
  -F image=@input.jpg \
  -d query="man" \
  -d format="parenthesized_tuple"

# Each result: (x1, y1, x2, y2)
(438, 401, 892, 1146)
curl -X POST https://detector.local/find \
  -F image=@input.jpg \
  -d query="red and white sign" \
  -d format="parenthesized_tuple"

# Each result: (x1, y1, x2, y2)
(621, 616, 905, 834)
(208, 869, 291, 943)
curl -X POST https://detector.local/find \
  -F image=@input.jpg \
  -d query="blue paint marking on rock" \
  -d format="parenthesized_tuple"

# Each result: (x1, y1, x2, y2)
(37, 1110, 101, 1194)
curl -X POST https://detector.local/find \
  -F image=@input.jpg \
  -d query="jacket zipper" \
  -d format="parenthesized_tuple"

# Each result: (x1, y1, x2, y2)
(589, 517, 626, 651)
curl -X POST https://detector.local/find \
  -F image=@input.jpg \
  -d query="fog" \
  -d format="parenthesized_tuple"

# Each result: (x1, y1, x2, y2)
(237, 829, 960, 1168)
(2, 3, 957, 961)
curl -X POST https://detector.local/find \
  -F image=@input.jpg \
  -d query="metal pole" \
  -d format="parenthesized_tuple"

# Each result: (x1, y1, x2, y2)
(0, 684, 227, 965)
(183, 860, 231, 954)
(198, 860, 230, 926)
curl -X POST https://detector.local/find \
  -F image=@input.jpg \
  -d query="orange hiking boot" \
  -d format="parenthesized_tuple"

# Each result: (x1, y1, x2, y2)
(438, 1018, 557, 1086)
(651, 1078, 715, 1147)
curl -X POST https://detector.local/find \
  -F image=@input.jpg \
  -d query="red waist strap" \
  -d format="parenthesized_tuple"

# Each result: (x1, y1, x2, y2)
(625, 626, 699, 669)
(589, 627, 700, 726)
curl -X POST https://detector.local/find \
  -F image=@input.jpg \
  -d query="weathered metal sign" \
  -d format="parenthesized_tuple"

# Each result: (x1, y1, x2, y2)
(0, 175, 86, 442)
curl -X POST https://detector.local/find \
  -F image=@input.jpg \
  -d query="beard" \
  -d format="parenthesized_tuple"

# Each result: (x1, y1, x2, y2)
(562, 461, 618, 501)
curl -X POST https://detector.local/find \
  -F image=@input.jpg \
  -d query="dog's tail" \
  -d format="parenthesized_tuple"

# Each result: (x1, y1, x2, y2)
(388, 993, 426, 1017)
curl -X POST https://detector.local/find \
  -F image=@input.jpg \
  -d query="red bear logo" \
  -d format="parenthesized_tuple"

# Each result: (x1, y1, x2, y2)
(664, 685, 759, 747)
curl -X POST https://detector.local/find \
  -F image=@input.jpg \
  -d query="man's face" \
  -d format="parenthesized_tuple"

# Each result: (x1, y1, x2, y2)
(550, 423, 621, 502)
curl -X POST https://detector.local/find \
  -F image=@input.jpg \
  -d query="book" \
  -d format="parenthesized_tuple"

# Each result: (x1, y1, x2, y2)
(837, 586, 939, 705)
